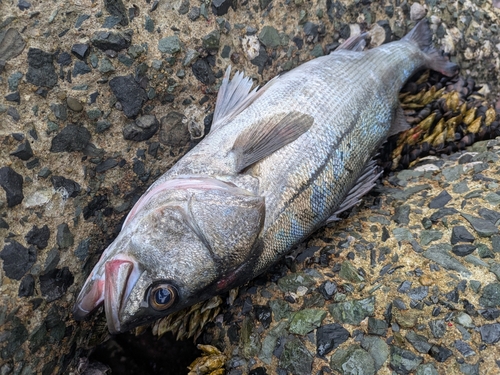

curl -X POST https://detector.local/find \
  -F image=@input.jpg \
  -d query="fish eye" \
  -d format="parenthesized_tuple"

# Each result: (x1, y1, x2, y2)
(149, 283, 177, 311)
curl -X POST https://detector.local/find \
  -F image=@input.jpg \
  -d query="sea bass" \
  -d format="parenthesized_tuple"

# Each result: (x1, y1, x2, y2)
(74, 19, 457, 334)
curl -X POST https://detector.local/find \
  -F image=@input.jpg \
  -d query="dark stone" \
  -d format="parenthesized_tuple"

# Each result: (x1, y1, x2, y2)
(390, 346, 423, 374)
(0, 240, 37, 280)
(479, 207, 500, 225)
(212, 0, 234, 16)
(0, 166, 24, 207)
(428, 190, 452, 208)
(104, 0, 129, 25)
(462, 213, 499, 237)
(452, 244, 476, 257)
(103, 16, 122, 28)
(0, 28, 26, 62)
(254, 305, 272, 329)
(1, 318, 29, 360)
(109, 75, 147, 118)
(367, 318, 388, 336)
(7, 106, 20, 121)
(83, 195, 109, 220)
(26, 48, 58, 88)
(251, 46, 270, 73)
(429, 345, 453, 362)
(393, 205, 410, 225)
(428, 319, 446, 338)
(280, 336, 313, 375)
(39, 267, 74, 302)
(95, 158, 119, 173)
(5, 91, 20, 104)
(35, 87, 48, 97)
(74, 14, 91, 28)
(91, 30, 132, 52)
(50, 124, 91, 152)
(408, 286, 428, 301)
(123, 115, 159, 141)
(71, 43, 90, 60)
(75, 238, 91, 261)
(405, 331, 431, 353)
(451, 226, 475, 244)
(192, 59, 215, 85)
(56, 223, 74, 249)
(479, 323, 500, 344)
(479, 308, 500, 320)
(479, 283, 500, 307)
(51, 176, 81, 198)
(25, 225, 50, 249)
(44, 248, 60, 273)
(292, 36, 303, 49)
(57, 52, 72, 66)
(50, 103, 68, 120)
(454, 340, 475, 357)
(18, 274, 35, 297)
(10, 141, 33, 160)
(318, 280, 337, 300)
(159, 112, 190, 146)
(0, 217, 9, 229)
(397, 280, 411, 293)
(18, 0, 31, 9)
(316, 323, 349, 356)
(72, 60, 91, 77)
(445, 288, 459, 303)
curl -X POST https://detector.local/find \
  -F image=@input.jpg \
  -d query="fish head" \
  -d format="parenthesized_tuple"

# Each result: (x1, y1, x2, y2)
(73, 179, 265, 334)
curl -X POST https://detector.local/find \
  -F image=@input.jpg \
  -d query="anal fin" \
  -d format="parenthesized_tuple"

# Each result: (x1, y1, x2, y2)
(327, 159, 381, 223)
(233, 111, 314, 172)
(387, 106, 411, 137)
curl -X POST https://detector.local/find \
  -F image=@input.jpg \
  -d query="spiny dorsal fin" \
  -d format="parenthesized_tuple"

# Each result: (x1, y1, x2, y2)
(212, 67, 279, 132)
(232, 111, 314, 172)
(387, 106, 411, 137)
(327, 158, 381, 223)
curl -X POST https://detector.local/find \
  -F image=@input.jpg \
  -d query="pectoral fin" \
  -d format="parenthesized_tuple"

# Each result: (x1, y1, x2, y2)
(327, 158, 381, 222)
(233, 111, 314, 172)
(387, 106, 411, 137)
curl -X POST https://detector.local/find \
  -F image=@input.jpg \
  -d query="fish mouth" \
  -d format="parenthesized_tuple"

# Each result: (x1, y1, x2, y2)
(73, 255, 141, 334)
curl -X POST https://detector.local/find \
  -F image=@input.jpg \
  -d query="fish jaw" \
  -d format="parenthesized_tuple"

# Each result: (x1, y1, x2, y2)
(72, 274, 105, 320)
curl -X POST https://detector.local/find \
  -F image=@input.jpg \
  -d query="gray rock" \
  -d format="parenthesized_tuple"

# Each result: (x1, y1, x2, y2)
(454, 340, 476, 357)
(202, 30, 220, 51)
(452, 244, 476, 256)
(72, 61, 91, 77)
(191, 58, 215, 85)
(123, 115, 159, 141)
(479, 283, 500, 307)
(259, 26, 280, 48)
(405, 331, 432, 353)
(330, 344, 376, 375)
(159, 112, 190, 146)
(277, 272, 315, 292)
(420, 230, 443, 246)
(451, 225, 475, 244)
(280, 336, 313, 375)
(0, 28, 26, 62)
(10, 141, 33, 161)
(360, 336, 389, 371)
(390, 346, 423, 374)
(109, 75, 147, 118)
(0, 240, 36, 280)
(26, 48, 58, 88)
(91, 30, 132, 51)
(258, 320, 289, 364)
(56, 223, 74, 249)
(462, 213, 499, 237)
(159, 35, 181, 54)
(479, 323, 500, 344)
(211, 0, 234, 16)
(104, 0, 128, 25)
(428, 190, 452, 208)
(423, 243, 471, 275)
(8, 71, 23, 91)
(328, 296, 375, 325)
(339, 260, 364, 283)
(289, 309, 326, 335)
(50, 124, 91, 152)
(415, 363, 438, 375)
(392, 204, 410, 225)
(316, 323, 350, 356)
(428, 319, 446, 338)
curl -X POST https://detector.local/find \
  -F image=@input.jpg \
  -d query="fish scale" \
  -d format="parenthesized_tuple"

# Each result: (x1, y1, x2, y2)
(73, 19, 458, 334)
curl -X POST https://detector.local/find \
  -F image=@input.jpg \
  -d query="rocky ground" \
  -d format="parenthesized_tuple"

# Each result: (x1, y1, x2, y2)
(0, 0, 499, 374)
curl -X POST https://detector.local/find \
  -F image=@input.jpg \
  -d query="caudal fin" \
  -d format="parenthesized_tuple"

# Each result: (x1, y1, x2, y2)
(403, 19, 459, 77)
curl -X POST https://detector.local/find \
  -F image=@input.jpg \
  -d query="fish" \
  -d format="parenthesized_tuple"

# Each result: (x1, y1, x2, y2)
(73, 19, 458, 334)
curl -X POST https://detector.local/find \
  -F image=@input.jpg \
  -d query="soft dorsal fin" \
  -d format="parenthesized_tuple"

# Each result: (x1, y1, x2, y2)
(387, 106, 411, 137)
(211, 66, 279, 132)
(335, 32, 369, 52)
(327, 158, 381, 222)
(232, 111, 314, 172)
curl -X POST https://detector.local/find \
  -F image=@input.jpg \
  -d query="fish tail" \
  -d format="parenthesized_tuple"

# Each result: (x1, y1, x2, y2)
(403, 19, 459, 77)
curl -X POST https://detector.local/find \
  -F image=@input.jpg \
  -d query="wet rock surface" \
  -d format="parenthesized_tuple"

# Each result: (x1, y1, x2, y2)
(1, 0, 500, 375)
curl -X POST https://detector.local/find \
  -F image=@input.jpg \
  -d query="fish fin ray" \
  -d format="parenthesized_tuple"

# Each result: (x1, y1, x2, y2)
(403, 19, 458, 77)
(233, 111, 314, 172)
(327, 159, 381, 223)
(335, 33, 369, 52)
(212, 67, 279, 131)
(388, 106, 411, 137)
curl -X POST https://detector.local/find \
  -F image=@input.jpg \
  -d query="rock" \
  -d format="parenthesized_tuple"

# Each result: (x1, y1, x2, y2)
(18, 0, 31, 10)
(104, 0, 128, 25)
(123, 115, 159, 141)
(10, 141, 33, 160)
(280, 336, 313, 375)
(428, 190, 452, 208)
(211, 0, 234, 16)
(0, 166, 24, 207)
(8, 71, 23, 91)
(410, 2, 426, 21)
(258, 26, 280, 48)
(25, 225, 50, 249)
(451, 225, 475, 244)
(91, 30, 132, 51)
(328, 296, 375, 325)
(202, 30, 221, 51)
(5, 91, 20, 104)
(367, 318, 388, 336)
(71, 43, 90, 60)
(99, 57, 115, 73)
(454, 340, 476, 357)
(26, 48, 58, 88)
(452, 244, 476, 256)
(428, 345, 452, 362)
(462, 213, 499, 237)
(67, 97, 83, 112)
(390, 346, 423, 374)
(318, 280, 337, 300)
(0, 240, 36, 280)
(478, 207, 500, 225)
(479, 323, 500, 344)
(479, 283, 500, 307)
(51, 175, 81, 198)
(316, 323, 350, 356)
(289, 309, 326, 335)
(423, 244, 471, 275)
(192, 59, 215, 85)
(50, 124, 91, 152)
(277, 272, 315, 292)
(330, 344, 376, 375)
(0, 28, 26, 62)
(72, 61, 91, 77)
(50, 103, 67, 120)
(95, 158, 119, 173)
(158, 35, 182, 54)
(18, 274, 35, 297)
(419, 230, 442, 246)
(392, 204, 410, 225)
(415, 363, 438, 375)
(39, 267, 74, 302)
(109, 75, 147, 118)
(428, 319, 446, 338)
(339, 260, 364, 282)
(361, 336, 390, 371)
(56, 223, 74, 249)
(159, 112, 190, 146)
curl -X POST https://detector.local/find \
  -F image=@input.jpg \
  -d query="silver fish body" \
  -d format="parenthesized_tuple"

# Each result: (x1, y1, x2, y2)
(74, 19, 458, 333)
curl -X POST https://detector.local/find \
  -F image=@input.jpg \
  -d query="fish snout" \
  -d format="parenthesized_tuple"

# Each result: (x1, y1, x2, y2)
(73, 275, 105, 321)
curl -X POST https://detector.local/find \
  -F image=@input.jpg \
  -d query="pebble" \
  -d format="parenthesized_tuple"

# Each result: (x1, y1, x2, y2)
(328, 296, 375, 325)
(452, 244, 477, 256)
(202, 30, 220, 51)
(39, 267, 74, 302)
(428, 190, 452, 208)
(25, 225, 50, 249)
(123, 115, 159, 141)
(280, 336, 313, 375)
(330, 344, 376, 375)
(56, 223, 74, 249)
(51, 175, 81, 198)
(0, 28, 26, 62)
(10, 141, 33, 160)
(478, 323, 500, 344)
(72, 61, 91, 77)
(158, 35, 181, 54)
(109, 75, 147, 118)
(18, 274, 35, 297)
(67, 97, 83, 112)
(104, 0, 128, 25)
(26, 48, 58, 88)
(0, 166, 24, 207)
(258, 26, 280, 48)
(191, 58, 215, 85)
(0, 240, 36, 280)
(49, 124, 91, 152)
(71, 43, 90, 60)
(479, 283, 500, 307)
(289, 309, 326, 335)
(423, 244, 471, 275)
(159, 112, 190, 146)
(451, 226, 475, 244)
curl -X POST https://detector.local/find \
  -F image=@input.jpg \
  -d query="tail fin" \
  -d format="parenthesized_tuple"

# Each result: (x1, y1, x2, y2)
(403, 19, 459, 77)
